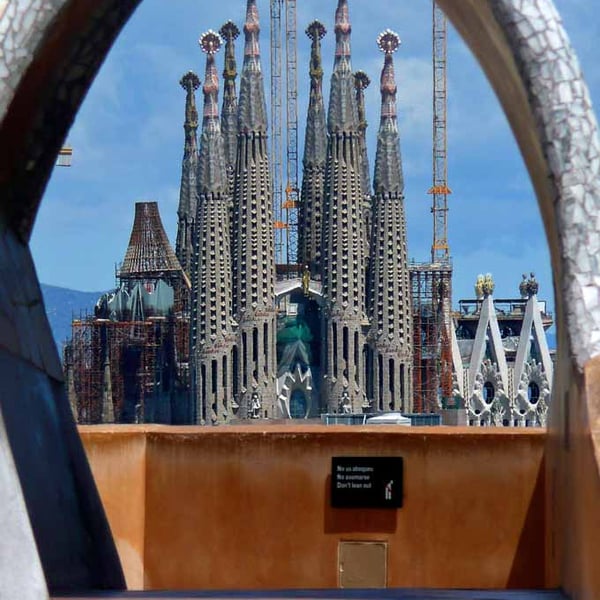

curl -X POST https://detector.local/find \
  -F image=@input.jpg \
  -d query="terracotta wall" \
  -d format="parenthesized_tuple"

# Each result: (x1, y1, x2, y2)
(546, 349, 600, 600)
(80, 425, 546, 591)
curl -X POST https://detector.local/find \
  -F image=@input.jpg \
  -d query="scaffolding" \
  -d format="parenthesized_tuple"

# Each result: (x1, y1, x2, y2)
(410, 262, 453, 413)
(66, 314, 190, 424)
(65, 201, 191, 425)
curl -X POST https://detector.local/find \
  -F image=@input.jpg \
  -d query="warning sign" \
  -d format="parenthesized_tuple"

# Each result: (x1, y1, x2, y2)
(331, 456, 403, 508)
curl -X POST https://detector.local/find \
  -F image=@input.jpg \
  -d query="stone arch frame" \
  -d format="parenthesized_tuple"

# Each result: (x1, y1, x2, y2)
(1, 0, 600, 595)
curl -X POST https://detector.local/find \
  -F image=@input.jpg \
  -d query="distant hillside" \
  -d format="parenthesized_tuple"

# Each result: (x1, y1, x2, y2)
(41, 284, 104, 350)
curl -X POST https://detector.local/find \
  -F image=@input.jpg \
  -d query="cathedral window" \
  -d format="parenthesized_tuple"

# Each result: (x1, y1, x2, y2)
(483, 382, 495, 404)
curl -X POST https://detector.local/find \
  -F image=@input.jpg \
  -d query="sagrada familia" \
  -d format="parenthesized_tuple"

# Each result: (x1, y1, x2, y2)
(66, 0, 554, 427)
(178, 0, 412, 423)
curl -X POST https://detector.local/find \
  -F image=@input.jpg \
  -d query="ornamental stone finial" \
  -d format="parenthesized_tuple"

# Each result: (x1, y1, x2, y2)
(519, 273, 528, 298)
(353, 70, 370, 91)
(220, 20, 240, 43)
(306, 19, 326, 42)
(377, 29, 401, 54)
(180, 71, 200, 92)
(199, 31, 222, 122)
(200, 30, 222, 56)
(482, 273, 495, 297)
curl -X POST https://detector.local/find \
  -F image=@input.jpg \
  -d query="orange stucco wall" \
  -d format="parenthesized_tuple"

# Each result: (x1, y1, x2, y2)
(546, 352, 600, 600)
(80, 425, 546, 591)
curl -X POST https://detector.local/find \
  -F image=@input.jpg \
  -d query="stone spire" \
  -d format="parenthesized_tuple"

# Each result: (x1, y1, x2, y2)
(354, 70, 373, 314)
(327, 0, 358, 131)
(219, 20, 240, 194)
(192, 31, 237, 425)
(232, 0, 277, 418)
(322, 0, 368, 413)
(354, 71, 372, 201)
(237, 0, 268, 132)
(175, 71, 200, 279)
(369, 30, 413, 411)
(299, 20, 327, 274)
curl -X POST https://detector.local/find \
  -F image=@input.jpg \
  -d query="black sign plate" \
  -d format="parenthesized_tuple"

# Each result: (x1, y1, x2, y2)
(331, 456, 403, 509)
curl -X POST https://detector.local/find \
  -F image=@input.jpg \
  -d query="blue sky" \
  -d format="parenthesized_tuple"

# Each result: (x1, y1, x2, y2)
(31, 0, 600, 318)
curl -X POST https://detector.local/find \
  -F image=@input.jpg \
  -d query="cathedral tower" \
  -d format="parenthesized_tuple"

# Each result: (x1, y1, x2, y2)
(193, 31, 237, 424)
(175, 71, 200, 279)
(219, 20, 240, 196)
(298, 20, 327, 274)
(322, 0, 368, 413)
(369, 31, 413, 411)
(232, 0, 277, 418)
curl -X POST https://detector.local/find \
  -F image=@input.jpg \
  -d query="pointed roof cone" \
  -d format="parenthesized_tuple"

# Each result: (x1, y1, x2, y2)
(120, 202, 184, 279)
(303, 21, 327, 165)
(220, 21, 240, 173)
(198, 30, 228, 195)
(238, 0, 268, 132)
(328, 0, 358, 132)
(373, 30, 404, 195)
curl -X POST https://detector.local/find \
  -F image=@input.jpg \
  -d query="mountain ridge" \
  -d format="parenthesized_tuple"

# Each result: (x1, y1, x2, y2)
(41, 283, 104, 350)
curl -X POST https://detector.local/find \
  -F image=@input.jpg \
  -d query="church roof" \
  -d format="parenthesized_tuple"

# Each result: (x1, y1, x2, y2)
(119, 202, 183, 278)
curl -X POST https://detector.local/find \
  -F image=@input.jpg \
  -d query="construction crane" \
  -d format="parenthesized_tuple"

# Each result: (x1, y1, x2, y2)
(429, 0, 451, 264)
(430, 1, 453, 407)
(283, 0, 299, 269)
(270, 0, 298, 275)
(270, 0, 285, 265)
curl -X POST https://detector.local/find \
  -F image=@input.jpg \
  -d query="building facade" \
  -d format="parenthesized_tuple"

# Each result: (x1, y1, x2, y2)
(182, 0, 413, 422)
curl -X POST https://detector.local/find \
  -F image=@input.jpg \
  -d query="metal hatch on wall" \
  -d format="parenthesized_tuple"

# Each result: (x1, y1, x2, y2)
(338, 541, 387, 588)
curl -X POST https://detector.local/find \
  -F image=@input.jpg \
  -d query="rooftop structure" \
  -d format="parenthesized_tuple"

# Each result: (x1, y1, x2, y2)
(451, 273, 554, 427)
(66, 202, 191, 425)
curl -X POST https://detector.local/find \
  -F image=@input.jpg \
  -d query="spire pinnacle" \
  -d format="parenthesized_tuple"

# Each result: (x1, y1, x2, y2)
(373, 30, 404, 194)
(238, 0, 268, 132)
(243, 0, 260, 60)
(198, 31, 228, 195)
(220, 21, 240, 82)
(328, 0, 358, 131)
(219, 21, 240, 187)
(334, 0, 351, 68)
(199, 31, 222, 125)
(377, 30, 400, 121)
(306, 20, 326, 87)
(179, 71, 200, 154)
